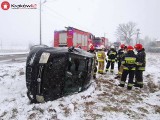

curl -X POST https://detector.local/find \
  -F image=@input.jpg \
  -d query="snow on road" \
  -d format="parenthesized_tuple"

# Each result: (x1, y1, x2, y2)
(0, 52, 160, 120)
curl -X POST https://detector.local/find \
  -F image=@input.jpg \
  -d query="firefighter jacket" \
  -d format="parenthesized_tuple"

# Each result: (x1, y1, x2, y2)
(121, 51, 137, 70)
(136, 48, 146, 71)
(107, 48, 117, 62)
(97, 50, 106, 62)
(117, 49, 125, 62)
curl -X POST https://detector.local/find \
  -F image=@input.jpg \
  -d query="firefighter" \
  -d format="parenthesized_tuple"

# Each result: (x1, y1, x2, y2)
(106, 45, 117, 73)
(97, 46, 106, 74)
(119, 46, 137, 90)
(88, 45, 97, 79)
(117, 44, 126, 70)
(134, 44, 146, 88)
(115, 44, 126, 79)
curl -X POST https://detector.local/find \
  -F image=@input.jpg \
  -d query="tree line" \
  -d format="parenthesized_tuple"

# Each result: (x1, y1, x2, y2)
(115, 21, 160, 52)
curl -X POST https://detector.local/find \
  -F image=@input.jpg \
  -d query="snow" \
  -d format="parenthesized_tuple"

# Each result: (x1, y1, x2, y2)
(0, 52, 160, 120)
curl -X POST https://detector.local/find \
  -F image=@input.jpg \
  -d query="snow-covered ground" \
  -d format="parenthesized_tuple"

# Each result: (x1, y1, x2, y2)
(0, 52, 160, 120)
(0, 51, 28, 55)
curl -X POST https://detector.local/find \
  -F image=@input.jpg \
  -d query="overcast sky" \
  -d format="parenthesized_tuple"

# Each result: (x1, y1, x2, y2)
(0, 0, 160, 49)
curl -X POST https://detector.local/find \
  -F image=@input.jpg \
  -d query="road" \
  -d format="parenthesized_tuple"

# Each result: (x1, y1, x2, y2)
(0, 54, 28, 63)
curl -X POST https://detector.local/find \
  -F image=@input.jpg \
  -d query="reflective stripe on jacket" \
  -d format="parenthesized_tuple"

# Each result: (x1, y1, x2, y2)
(108, 59, 116, 62)
(122, 51, 137, 71)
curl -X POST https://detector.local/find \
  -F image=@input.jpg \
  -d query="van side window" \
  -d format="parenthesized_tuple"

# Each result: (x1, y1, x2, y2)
(78, 59, 85, 71)
(68, 55, 85, 73)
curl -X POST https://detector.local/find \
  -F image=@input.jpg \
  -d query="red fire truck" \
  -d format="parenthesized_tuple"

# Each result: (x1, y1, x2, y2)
(54, 27, 95, 51)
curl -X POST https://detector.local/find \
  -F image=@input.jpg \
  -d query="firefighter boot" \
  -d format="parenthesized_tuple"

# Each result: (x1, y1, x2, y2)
(134, 83, 140, 88)
(93, 74, 96, 79)
(106, 68, 108, 73)
(119, 81, 125, 87)
(139, 84, 143, 88)
(115, 75, 121, 79)
(110, 69, 114, 74)
(127, 86, 132, 90)
(118, 84, 125, 87)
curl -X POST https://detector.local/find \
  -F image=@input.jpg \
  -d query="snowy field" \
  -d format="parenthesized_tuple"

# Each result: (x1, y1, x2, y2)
(0, 50, 28, 55)
(0, 53, 160, 120)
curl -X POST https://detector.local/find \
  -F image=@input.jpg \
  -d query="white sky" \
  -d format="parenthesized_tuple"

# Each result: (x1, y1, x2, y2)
(0, 0, 160, 49)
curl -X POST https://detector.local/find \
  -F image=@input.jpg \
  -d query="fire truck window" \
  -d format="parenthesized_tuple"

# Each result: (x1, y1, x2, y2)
(59, 33, 67, 45)
(82, 35, 85, 46)
(78, 34, 82, 44)
(85, 35, 87, 41)
(73, 33, 77, 46)
(89, 34, 93, 39)
(81, 35, 83, 46)
(85, 36, 88, 46)
(82, 35, 84, 40)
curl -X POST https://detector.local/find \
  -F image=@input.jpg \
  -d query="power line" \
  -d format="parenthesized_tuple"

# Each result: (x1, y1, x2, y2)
(27, 0, 96, 33)
(28, 0, 98, 35)
(27, 0, 89, 30)
(43, 4, 92, 32)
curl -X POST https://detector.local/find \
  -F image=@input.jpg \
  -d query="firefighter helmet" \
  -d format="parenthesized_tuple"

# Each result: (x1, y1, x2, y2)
(100, 45, 105, 50)
(89, 44, 95, 51)
(134, 44, 143, 50)
(120, 44, 125, 49)
(127, 45, 134, 51)
(110, 45, 114, 49)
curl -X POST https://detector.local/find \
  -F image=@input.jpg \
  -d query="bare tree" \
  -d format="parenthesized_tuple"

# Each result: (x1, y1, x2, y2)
(115, 22, 137, 45)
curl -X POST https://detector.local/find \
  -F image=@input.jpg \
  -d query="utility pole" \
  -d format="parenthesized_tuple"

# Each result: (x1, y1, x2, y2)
(104, 33, 108, 48)
(40, 0, 42, 45)
(104, 33, 106, 38)
(136, 29, 140, 44)
(0, 40, 2, 50)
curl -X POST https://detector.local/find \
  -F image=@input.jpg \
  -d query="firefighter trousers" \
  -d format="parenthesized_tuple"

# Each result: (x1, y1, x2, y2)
(98, 61, 104, 73)
(118, 65, 123, 76)
(118, 61, 121, 70)
(135, 70, 143, 88)
(120, 70, 135, 89)
(106, 61, 115, 72)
